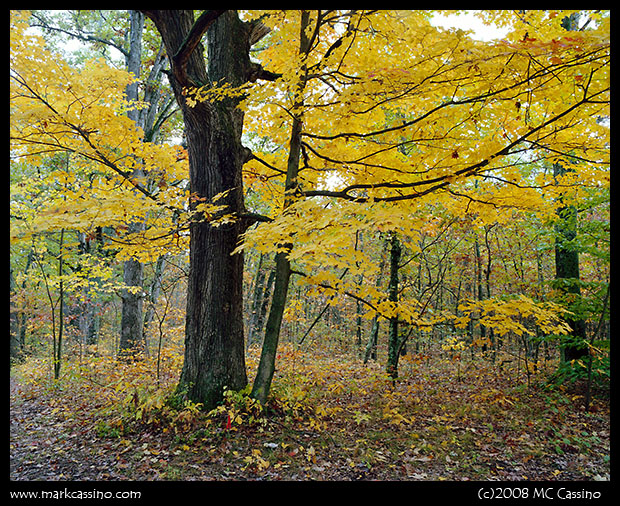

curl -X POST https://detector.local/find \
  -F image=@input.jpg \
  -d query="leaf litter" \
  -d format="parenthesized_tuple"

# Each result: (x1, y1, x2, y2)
(10, 345, 610, 481)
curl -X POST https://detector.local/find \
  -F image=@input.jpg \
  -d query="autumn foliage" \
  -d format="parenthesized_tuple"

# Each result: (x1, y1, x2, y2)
(10, 10, 609, 484)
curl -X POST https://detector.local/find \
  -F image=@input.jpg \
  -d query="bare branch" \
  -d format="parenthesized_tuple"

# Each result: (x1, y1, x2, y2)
(172, 10, 226, 75)
(247, 62, 281, 83)
(29, 12, 129, 57)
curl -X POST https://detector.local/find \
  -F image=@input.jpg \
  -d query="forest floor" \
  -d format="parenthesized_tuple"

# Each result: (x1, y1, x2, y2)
(10, 345, 610, 482)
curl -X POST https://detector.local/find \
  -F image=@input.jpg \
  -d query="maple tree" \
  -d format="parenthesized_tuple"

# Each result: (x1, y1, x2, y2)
(236, 9, 609, 391)
(10, 10, 188, 377)
(10, 9, 609, 418)
(10, 12, 188, 255)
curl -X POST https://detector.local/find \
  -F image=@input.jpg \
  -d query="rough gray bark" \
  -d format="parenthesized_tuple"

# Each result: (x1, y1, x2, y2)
(124, 10, 144, 123)
(144, 10, 270, 408)
(139, 43, 168, 143)
(119, 10, 146, 357)
(120, 11, 177, 357)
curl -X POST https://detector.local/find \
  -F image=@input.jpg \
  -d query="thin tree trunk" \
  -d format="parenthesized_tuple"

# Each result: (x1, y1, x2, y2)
(253, 268, 276, 348)
(386, 232, 401, 380)
(474, 235, 486, 350)
(364, 318, 380, 364)
(10, 267, 20, 362)
(553, 162, 587, 363)
(74, 231, 102, 346)
(55, 229, 65, 379)
(119, 10, 146, 357)
(251, 251, 292, 403)
(483, 224, 496, 361)
(11, 244, 34, 362)
(364, 238, 388, 364)
(246, 253, 267, 349)
(143, 254, 166, 356)
(298, 267, 349, 347)
(251, 11, 312, 404)
(18, 245, 35, 353)
(554, 15, 588, 364)
(355, 231, 364, 348)
(585, 283, 609, 411)
(140, 43, 167, 143)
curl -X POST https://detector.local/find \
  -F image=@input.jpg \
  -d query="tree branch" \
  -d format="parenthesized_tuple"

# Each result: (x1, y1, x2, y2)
(29, 12, 129, 57)
(173, 10, 226, 70)
(247, 19, 271, 46)
(239, 211, 273, 227)
(247, 62, 281, 83)
(302, 47, 609, 142)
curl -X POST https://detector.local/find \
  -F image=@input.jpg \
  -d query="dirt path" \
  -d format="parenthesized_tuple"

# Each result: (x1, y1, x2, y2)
(10, 378, 128, 481)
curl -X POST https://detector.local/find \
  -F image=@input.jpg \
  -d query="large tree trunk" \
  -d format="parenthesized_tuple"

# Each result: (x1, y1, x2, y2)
(144, 10, 255, 408)
(119, 256, 144, 356)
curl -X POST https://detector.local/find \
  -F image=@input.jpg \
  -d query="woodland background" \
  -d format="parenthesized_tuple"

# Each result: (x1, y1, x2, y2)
(10, 10, 609, 485)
